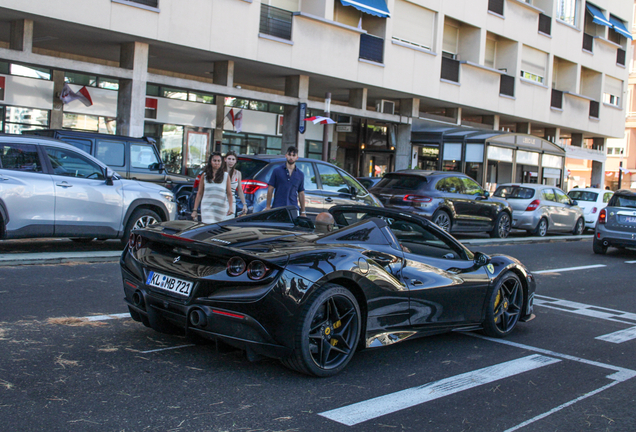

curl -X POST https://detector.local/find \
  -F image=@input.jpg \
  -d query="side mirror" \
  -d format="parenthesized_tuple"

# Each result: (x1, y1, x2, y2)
(571, 200, 578, 206)
(149, 162, 165, 171)
(104, 167, 114, 186)
(473, 251, 491, 267)
(483, 191, 490, 199)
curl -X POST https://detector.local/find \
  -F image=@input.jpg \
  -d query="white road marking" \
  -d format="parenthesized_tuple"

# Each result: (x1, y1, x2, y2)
(596, 326, 636, 344)
(625, 260, 636, 264)
(140, 344, 195, 354)
(535, 295, 636, 326)
(84, 313, 130, 321)
(319, 354, 560, 426)
(532, 264, 606, 274)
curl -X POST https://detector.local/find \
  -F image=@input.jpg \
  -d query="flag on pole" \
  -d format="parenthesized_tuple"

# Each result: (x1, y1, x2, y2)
(59, 83, 93, 107)
(226, 108, 244, 133)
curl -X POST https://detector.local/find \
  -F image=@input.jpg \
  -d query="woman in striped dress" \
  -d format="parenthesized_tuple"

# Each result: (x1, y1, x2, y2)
(191, 152, 234, 223)
(224, 151, 247, 216)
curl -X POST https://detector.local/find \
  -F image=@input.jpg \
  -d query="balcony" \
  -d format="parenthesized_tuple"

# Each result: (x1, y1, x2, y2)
(359, 34, 384, 64)
(441, 57, 460, 83)
(538, 13, 551, 35)
(551, 89, 563, 109)
(260, 4, 293, 41)
(500, 74, 515, 97)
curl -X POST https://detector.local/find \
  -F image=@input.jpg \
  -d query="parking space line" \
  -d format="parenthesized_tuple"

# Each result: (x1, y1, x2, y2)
(140, 344, 195, 354)
(533, 264, 606, 274)
(84, 313, 130, 321)
(318, 354, 560, 426)
(625, 260, 636, 264)
(534, 295, 636, 326)
(596, 326, 636, 344)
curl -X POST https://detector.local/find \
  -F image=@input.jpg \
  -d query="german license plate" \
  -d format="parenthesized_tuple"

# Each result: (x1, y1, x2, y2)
(146, 271, 193, 296)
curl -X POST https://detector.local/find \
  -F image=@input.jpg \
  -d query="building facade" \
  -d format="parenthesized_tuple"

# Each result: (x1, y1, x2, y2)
(0, 0, 632, 189)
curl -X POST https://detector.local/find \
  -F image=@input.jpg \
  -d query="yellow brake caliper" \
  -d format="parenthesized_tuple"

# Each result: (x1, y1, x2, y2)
(494, 291, 501, 323)
(331, 320, 341, 346)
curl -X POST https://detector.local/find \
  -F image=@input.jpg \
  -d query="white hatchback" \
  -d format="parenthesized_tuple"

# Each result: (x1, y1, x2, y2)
(567, 188, 613, 230)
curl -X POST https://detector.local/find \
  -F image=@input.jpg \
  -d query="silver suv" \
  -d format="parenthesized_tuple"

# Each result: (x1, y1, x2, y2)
(0, 135, 176, 244)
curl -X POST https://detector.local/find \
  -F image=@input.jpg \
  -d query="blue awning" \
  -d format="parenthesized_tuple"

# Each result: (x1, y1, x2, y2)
(609, 15, 633, 40)
(340, 0, 390, 18)
(586, 4, 612, 28)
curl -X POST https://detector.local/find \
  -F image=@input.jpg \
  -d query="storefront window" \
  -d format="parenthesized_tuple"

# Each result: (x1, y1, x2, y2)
(464, 144, 484, 183)
(222, 132, 284, 156)
(442, 143, 461, 171)
(4, 106, 49, 134)
(63, 113, 116, 134)
(306, 140, 323, 160)
(160, 125, 184, 174)
(10, 64, 51, 80)
(186, 131, 209, 177)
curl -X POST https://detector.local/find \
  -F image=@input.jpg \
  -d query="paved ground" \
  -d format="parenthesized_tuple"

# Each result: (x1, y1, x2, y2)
(1, 238, 635, 431)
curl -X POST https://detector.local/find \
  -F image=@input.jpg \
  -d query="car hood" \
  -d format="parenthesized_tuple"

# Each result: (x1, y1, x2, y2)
(121, 179, 172, 193)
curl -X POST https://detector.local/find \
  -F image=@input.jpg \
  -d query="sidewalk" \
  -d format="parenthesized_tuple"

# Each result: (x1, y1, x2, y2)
(0, 235, 593, 267)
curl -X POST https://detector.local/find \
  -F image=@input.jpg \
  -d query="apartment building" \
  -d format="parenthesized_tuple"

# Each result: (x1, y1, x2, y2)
(0, 0, 632, 189)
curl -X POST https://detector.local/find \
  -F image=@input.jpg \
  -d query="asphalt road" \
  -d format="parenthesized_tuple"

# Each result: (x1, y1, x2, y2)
(1, 239, 635, 431)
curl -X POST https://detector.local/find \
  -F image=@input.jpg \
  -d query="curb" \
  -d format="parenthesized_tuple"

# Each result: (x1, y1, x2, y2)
(462, 234, 593, 246)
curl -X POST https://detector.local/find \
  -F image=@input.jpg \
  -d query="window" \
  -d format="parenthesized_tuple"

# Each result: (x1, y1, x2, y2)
(521, 45, 547, 84)
(436, 177, 464, 194)
(45, 147, 105, 180)
(96, 141, 125, 167)
(0, 143, 42, 172)
(131, 143, 160, 169)
(442, 24, 459, 59)
(306, 140, 323, 160)
(4, 106, 49, 134)
(603, 192, 613, 203)
(388, 219, 459, 259)
(296, 161, 319, 192)
(225, 97, 276, 112)
(607, 147, 624, 155)
(146, 84, 214, 104)
(557, 0, 580, 27)
(603, 76, 622, 107)
(10, 64, 51, 80)
(542, 189, 556, 201)
(63, 113, 116, 134)
(461, 177, 484, 195)
(494, 186, 535, 199)
(488, 0, 504, 16)
(65, 73, 119, 90)
(259, 3, 293, 40)
(554, 189, 571, 204)
(392, 1, 435, 50)
(316, 164, 348, 193)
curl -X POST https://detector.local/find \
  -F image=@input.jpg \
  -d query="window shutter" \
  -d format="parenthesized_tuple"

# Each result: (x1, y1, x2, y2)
(604, 76, 622, 96)
(443, 24, 459, 55)
(521, 45, 547, 77)
(392, 1, 435, 49)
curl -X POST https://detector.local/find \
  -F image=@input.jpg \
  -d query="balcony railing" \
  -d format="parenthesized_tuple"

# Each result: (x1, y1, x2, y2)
(551, 89, 563, 109)
(488, 0, 504, 15)
(441, 57, 460, 83)
(617, 48, 626, 66)
(538, 13, 551, 35)
(500, 74, 514, 97)
(589, 100, 600, 118)
(260, 4, 293, 40)
(359, 34, 384, 63)
(582, 33, 593, 52)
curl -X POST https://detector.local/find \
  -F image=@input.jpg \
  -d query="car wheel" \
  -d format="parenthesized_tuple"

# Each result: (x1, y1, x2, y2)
(176, 193, 191, 219)
(593, 238, 608, 255)
(432, 210, 452, 232)
(121, 209, 161, 246)
(482, 272, 524, 338)
(490, 212, 511, 238)
(572, 218, 584, 236)
(532, 218, 548, 237)
(282, 283, 361, 377)
(70, 238, 95, 243)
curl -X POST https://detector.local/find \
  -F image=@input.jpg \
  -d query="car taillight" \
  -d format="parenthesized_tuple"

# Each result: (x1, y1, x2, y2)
(128, 232, 136, 249)
(242, 180, 268, 195)
(403, 195, 432, 203)
(135, 234, 146, 250)
(247, 260, 268, 280)
(227, 257, 246, 276)
(598, 208, 607, 224)
(591, 207, 597, 214)
(193, 173, 202, 189)
(525, 199, 540, 211)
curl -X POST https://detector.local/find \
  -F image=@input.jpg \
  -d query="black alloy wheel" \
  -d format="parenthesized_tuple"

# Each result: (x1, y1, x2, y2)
(572, 218, 584, 235)
(593, 237, 608, 255)
(532, 218, 548, 237)
(283, 284, 361, 377)
(432, 210, 452, 232)
(482, 272, 524, 338)
(490, 212, 511, 238)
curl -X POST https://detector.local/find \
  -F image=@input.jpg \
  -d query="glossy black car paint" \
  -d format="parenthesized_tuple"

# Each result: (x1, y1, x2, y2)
(120, 205, 535, 375)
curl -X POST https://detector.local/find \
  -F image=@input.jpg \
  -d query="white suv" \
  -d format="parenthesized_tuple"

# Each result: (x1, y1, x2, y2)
(0, 135, 176, 244)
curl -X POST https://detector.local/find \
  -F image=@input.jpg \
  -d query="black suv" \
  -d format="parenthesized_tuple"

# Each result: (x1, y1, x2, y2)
(25, 130, 195, 215)
(370, 170, 512, 237)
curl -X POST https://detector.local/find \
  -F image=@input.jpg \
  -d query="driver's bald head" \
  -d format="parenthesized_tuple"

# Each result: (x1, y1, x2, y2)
(315, 212, 335, 233)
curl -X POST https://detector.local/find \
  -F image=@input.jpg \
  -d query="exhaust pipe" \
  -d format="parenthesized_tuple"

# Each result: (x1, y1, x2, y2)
(132, 291, 145, 308)
(603, 240, 609, 247)
(189, 309, 207, 328)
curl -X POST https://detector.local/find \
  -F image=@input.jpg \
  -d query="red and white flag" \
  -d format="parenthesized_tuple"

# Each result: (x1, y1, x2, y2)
(59, 83, 93, 107)
(226, 108, 243, 133)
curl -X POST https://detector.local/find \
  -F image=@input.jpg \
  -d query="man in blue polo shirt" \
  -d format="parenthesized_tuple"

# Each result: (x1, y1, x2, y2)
(265, 146, 307, 216)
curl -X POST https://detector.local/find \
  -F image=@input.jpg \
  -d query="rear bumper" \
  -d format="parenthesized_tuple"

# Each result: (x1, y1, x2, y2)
(595, 226, 636, 248)
(511, 211, 540, 230)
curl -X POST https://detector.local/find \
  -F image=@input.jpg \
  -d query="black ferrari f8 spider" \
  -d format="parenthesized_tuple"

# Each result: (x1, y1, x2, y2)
(120, 205, 535, 377)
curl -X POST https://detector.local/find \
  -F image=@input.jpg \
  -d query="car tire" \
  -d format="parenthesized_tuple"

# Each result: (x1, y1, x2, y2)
(490, 212, 511, 238)
(532, 218, 548, 237)
(432, 209, 452, 232)
(482, 272, 524, 338)
(572, 218, 584, 235)
(593, 238, 608, 255)
(121, 208, 161, 246)
(282, 283, 361, 377)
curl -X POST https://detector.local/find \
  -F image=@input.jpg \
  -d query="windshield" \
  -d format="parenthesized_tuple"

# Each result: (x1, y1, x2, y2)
(374, 174, 426, 190)
(611, 195, 636, 208)
(568, 190, 598, 202)
(494, 186, 535, 199)
(235, 158, 268, 179)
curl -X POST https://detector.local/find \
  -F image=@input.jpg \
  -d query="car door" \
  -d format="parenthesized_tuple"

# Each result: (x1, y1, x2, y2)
(315, 163, 358, 209)
(388, 218, 490, 326)
(128, 142, 167, 183)
(295, 161, 322, 217)
(460, 176, 494, 229)
(554, 188, 577, 230)
(540, 188, 559, 230)
(435, 176, 472, 228)
(43, 146, 124, 237)
(0, 142, 55, 237)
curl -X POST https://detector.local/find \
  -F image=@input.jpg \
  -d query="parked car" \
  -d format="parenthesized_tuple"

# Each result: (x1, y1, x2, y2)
(0, 134, 176, 243)
(369, 170, 513, 238)
(25, 129, 195, 217)
(188, 155, 382, 218)
(356, 176, 383, 190)
(593, 189, 636, 254)
(121, 204, 535, 376)
(493, 183, 584, 236)
(567, 188, 614, 231)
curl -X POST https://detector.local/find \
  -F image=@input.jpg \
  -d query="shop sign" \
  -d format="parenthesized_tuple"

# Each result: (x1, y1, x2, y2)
(336, 124, 352, 133)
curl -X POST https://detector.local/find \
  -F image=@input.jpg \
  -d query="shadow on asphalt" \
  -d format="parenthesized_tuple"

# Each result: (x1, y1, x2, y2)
(0, 238, 125, 254)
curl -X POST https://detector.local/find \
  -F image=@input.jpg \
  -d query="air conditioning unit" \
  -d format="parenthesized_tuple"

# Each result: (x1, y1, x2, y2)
(376, 100, 395, 115)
